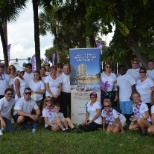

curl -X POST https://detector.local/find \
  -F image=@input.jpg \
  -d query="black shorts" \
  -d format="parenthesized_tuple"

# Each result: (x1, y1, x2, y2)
(13, 114, 34, 123)
(46, 126, 52, 130)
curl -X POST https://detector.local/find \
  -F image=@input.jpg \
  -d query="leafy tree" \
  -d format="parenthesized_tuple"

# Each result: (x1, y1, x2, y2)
(0, 0, 27, 69)
(85, 0, 154, 68)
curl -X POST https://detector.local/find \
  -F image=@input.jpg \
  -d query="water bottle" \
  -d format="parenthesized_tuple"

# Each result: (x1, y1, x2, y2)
(1, 127, 4, 131)
(32, 128, 36, 133)
(11, 119, 14, 124)
(32, 123, 37, 133)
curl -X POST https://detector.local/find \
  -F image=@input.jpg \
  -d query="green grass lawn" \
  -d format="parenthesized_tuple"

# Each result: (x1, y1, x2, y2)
(0, 125, 154, 154)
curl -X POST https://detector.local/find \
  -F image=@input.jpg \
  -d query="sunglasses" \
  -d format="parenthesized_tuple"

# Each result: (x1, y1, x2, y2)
(132, 63, 138, 64)
(25, 92, 31, 95)
(57, 65, 62, 68)
(139, 71, 146, 73)
(6, 93, 13, 96)
(9, 68, 15, 70)
(90, 96, 96, 98)
(46, 100, 52, 102)
(104, 105, 111, 108)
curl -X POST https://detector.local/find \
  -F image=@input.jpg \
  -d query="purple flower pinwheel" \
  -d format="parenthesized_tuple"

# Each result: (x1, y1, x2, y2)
(102, 81, 110, 91)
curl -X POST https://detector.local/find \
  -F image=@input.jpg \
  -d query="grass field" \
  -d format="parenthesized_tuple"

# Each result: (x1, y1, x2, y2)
(0, 124, 154, 154)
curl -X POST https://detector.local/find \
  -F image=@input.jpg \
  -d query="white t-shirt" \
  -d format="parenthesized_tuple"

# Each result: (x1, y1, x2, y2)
(14, 77, 28, 100)
(102, 109, 118, 118)
(60, 73, 71, 93)
(132, 103, 151, 121)
(45, 72, 50, 76)
(117, 73, 135, 101)
(23, 72, 34, 83)
(147, 69, 154, 81)
(101, 72, 116, 91)
(41, 76, 47, 83)
(45, 76, 62, 97)
(86, 101, 102, 125)
(42, 107, 54, 128)
(52, 112, 64, 120)
(151, 105, 154, 114)
(127, 68, 140, 83)
(136, 77, 154, 103)
(0, 97, 15, 119)
(14, 97, 38, 115)
(0, 73, 11, 95)
(28, 79, 45, 101)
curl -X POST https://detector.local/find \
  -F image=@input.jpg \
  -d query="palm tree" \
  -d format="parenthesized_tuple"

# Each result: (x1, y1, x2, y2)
(0, 0, 27, 69)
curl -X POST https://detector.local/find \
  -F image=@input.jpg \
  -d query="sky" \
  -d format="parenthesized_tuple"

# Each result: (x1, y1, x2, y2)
(0, 1, 114, 66)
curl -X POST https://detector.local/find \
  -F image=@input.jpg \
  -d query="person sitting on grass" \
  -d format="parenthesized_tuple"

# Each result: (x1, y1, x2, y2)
(129, 92, 151, 137)
(13, 87, 40, 132)
(79, 92, 102, 132)
(147, 91, 154, 135)
(0, 88, 16, 134)
(42, 96, 60, 132)
(52, 103, 77, 132)
(102, 99, 126, 133)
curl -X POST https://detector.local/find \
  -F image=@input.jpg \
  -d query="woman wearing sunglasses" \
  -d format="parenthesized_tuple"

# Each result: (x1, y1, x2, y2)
(14, 67, 28, 100)
(42, 96, 60, 131)
(102, 99, 126, 133)
(136, 67, 154, 110)
(79, 92, 102, 132)
(101, 63, 117, 107)
(129, 92, 151, 137)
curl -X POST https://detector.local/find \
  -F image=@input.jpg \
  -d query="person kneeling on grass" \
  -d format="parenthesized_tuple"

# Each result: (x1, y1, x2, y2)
(79, 92, 102, 132)
(129, 92, 151, 137)
(52, 103, 77, 132)
(42, 96, 60, 132)
(13, 87, 40, 132)
(102, 99, 126, 133)
(0, 88, 15, 134)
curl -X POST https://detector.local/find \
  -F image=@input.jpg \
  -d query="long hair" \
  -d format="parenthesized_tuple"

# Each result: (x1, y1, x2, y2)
(42, 96, 54, 109)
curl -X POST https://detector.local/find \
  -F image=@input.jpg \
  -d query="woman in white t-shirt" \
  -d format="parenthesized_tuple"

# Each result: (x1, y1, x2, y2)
(147, 91, 154, 135)
(42, 96, 60, 131)
(79, 92, 102, 131)
(8, 65, 17, 98)
(45, 66, 62, 103)
(40, 66, 47, 83)
(136, 67, 154, 109)
(14, 67, 28, 100)
(29, 71, 45, 110)
(101, 63, 117, 107)
(102, 99, 126, 133)
(129, 92, 151, 137)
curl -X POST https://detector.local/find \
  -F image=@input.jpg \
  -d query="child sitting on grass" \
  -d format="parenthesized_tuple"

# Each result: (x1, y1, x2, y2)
(52, 103, 76, 132)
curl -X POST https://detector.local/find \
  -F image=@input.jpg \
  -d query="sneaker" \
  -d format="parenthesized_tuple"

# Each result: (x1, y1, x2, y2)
(62, 129, 70, 133)
(0, 130, 3, 136)
(18, 126, 22, 132)
(71, 128, 82, 133)
(140, 133, 147, 138)
(23, 123, 32, 130)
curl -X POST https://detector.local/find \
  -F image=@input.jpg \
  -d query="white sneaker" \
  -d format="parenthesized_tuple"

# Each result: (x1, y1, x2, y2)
(0, 130, 3, 136)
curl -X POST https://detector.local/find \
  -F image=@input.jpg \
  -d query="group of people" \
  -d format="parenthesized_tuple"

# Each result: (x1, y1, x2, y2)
(1, 59, 154, 137)
(0, 62, 74, 134)
(99, 59, 154, 137)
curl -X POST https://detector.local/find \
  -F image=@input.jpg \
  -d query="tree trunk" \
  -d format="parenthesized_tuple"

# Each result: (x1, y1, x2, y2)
(0, 21, 8, 70)
(53, 27, 61, 63)
(127, 33, 148, 69)
(77, 0, 86, 48)
(89, 34, 96, 47)
(32, 0, 41, 70)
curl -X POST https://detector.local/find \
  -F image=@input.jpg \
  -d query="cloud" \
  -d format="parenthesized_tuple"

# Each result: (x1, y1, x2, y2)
(0, 1, 54, 62)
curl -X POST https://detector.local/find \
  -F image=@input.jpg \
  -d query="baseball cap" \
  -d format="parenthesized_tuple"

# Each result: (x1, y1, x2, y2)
(90, 92, 97, 97)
